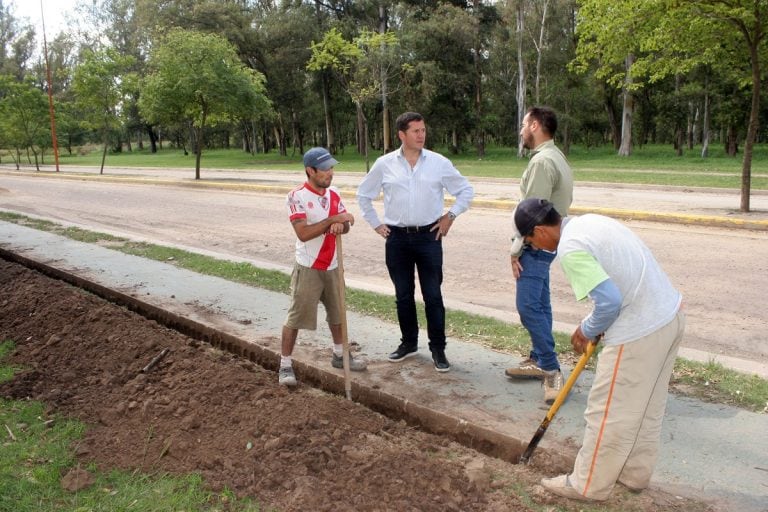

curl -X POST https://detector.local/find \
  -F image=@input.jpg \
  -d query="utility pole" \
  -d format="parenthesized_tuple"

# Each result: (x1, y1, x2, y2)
(41, 0, 60, 171)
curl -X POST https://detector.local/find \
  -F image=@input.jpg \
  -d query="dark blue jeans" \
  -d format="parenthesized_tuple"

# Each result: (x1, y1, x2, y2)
(385, 229, 445, 351)
(516, 246, 559, 371)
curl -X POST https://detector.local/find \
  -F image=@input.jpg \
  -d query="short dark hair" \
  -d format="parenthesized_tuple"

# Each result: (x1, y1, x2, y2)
(527, 106, 557, 137)
(396, 112, 424, 133)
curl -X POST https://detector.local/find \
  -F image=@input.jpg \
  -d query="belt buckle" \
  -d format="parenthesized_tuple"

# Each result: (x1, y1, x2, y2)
(405, 226, 419, 233)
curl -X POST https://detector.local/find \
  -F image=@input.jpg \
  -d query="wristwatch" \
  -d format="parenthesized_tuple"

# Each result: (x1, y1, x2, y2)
(447, 211, 457, 220)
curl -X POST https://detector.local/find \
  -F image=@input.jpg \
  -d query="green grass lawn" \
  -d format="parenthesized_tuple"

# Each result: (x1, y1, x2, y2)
(23, 143, 768, 190)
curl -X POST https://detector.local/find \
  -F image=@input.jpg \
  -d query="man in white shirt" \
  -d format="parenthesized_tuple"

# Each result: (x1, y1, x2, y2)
(514, 198, 685, 502)
(279, 147, 367, 387)
(357, 112, 474, 372)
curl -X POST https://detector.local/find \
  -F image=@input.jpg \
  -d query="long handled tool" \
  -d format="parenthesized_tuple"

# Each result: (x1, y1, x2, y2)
(519, 341, 598, 464)
(335, 234, 352, 400)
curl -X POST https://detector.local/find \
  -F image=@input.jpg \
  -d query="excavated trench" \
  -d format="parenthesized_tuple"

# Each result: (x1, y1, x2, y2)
(0, 246, 571, 473)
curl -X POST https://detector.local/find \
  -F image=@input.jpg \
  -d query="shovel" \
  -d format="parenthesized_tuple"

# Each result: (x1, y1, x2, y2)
(519, 340, 598, 464)
(335, 234, 352, 400)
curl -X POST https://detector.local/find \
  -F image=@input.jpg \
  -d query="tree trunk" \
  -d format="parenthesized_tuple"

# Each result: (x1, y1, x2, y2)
(563, 101, 571, 155)
(146, 125, 158, 153)
(725, 125, 738, 156)
(292, 110, 304, 156)
(194, 124, 203, 180)
(603, 84, 621, 150)
(688, 102, 698, 149)
(355, 102, 367, 157)
(474, 36, 485, 158)
(534, 0, 549, 104)
(274, 113, 287, 156)
(701, 86, 710, 158)
(618, 54, 634, 156)
(379, 3, 391, 154)
(470, 0, 484, 157)
(194, 109, 207, 180)
(740, 43, 760, 212)
(362, 103, 370, 171)
(100, 125, 109, 175)
(322, 73, 336, 153)
(516, 0, 527, 158)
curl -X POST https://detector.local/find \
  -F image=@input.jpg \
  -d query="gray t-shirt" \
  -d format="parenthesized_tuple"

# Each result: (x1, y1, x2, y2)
(558, 214, 682, 346)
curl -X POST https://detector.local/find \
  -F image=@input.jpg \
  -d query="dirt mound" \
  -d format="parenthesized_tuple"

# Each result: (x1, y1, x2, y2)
(0, 259, 712, 511)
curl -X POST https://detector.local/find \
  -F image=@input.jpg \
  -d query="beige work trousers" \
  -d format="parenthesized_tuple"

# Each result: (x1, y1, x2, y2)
(569, 310, 686, 500)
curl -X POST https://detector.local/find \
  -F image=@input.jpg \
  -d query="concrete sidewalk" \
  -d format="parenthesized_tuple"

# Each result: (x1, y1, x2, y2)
(1, 221, 766, 512)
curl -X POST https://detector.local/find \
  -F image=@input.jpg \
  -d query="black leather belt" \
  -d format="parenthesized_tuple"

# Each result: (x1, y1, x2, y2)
(389, 221, 437, 234)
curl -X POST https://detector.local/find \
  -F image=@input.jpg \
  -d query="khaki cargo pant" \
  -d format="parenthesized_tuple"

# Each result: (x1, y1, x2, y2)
(568, 310, 686, 500)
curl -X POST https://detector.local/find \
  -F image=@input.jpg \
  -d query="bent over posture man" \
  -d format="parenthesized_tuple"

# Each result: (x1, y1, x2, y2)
(514, 198, 685, 502)
(357, 112, 474, 372)
(506, 106, 574, 405)
(279, 147, 367, 386)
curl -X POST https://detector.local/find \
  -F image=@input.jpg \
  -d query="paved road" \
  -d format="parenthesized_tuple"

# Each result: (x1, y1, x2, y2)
(1, 166, 767, 376)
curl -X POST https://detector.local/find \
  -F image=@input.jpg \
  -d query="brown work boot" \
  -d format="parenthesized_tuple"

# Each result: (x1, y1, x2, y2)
(505, 357, 546, 379)
(543, 369, 563, 404)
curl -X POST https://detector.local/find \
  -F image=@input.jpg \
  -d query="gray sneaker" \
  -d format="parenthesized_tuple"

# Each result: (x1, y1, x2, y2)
(331, 352, 367, 371)
(505, 357, 546, 380)
(278, 366, 297, 387)
(543, 369, 564, 404)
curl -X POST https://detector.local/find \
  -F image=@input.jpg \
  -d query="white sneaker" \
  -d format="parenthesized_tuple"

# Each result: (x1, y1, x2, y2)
(278, 366, 297, 387)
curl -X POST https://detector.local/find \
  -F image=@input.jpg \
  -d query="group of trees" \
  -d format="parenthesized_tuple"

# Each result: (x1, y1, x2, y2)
(1, 0, 766, 209)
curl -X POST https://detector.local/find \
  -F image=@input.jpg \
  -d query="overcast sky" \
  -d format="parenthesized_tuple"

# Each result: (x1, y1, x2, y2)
(10, 0, 80, 38)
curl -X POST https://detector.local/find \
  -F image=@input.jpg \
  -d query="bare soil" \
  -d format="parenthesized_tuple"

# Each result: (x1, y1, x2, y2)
(0, 258, 713, 512)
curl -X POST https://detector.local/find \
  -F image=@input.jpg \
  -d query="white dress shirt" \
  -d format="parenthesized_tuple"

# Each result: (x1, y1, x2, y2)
(356, 147, 474, 228)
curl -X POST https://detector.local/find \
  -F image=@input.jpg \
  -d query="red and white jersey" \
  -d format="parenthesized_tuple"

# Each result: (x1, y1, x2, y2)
(286, 183, 346, 270)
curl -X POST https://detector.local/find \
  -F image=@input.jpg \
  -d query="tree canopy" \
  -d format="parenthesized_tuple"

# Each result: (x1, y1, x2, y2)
(138, 28, 271, 179)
